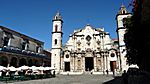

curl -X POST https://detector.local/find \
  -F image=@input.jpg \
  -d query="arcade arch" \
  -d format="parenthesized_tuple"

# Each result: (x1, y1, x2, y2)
(10, 57, 18, 67)
(0, 56, 8, 67)
(19, 58, 27, 67)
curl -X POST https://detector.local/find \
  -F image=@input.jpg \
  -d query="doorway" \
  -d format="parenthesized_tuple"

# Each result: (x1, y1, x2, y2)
(110, 61, 116, 71)
(85, 57, 94, 71)
(65, 62, 70, 71)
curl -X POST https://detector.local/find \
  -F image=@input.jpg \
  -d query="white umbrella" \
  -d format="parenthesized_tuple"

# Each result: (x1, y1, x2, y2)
(30, 66, 38, 71)
(38, 66, 45, 71)
(15, 71, 19, 75)
(0, 66, 6, 71)
(6, 72, 10, 76)
(129, 64, 139, 69)
(7, 66, 16, 71)
(44, 67, 55, 70)
(49, 67, 55, 70)
(38, 66, 46, 74)
(16, 67, 22, 71)
(20, 65, 29, 70)
(44, 67, 51, 71)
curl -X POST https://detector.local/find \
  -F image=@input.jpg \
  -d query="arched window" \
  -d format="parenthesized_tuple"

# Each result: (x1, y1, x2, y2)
(54, 39, 57, 45)
(123, 10, 125, 14)
(55, 25, 58, 32)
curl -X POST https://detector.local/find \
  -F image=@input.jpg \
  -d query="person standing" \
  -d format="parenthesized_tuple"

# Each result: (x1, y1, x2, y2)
(106, 69, 109, 76)
(122, 70, 128, 84)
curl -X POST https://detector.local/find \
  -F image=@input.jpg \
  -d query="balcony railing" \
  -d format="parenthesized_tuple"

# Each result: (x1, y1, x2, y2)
(0, 46, 50, 60)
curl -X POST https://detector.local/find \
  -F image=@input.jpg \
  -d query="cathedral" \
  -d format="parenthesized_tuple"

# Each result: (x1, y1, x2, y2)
(51, 5, 131, 74)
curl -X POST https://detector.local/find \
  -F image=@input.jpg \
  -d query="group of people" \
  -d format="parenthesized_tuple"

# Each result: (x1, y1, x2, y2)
(90, 69, 116, 76)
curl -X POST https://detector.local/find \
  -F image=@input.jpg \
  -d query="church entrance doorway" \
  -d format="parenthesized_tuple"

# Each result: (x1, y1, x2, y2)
(110, 61, 116, 71)
(64, 62, 70, 71)
(85, 57, 94, 71)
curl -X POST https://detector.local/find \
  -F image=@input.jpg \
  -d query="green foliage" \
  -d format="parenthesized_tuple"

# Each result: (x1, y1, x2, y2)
(124, 0, 150, 72)
(124, 17, 138, 65)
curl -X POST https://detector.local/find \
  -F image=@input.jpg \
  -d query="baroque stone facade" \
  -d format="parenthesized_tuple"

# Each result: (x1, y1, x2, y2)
(61, 24, 120, 73)
(51, 5, 131, 74)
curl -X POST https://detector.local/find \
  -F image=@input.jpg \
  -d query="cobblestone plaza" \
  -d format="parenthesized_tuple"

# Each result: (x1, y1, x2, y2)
(0, 74, 115, 84)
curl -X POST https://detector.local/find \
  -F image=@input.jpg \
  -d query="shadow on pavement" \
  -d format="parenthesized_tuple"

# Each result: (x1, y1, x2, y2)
(103, 73, 150, 84)
(103, 76, 124, 84)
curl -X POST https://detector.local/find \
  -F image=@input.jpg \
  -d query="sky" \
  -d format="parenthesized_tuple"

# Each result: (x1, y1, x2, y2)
(0, 0, 132, 50)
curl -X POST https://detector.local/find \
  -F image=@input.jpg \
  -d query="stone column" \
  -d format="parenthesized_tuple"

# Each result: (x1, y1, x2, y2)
(103, 54, 105, 74)
(94, 57, 96, 71)
(71, 53, 74, 71)
(74, 56, 76, 71)
(117, 53, 121, 71)
(70, 57, 73, 72)
(104, 54, 107, 71)
(60, 57, 63, 71)
(62, 61, 64, 72)
(83, 57, 85, 72)
(81, 56, 83, 72)
(7, 56, 11, 67)
(105, 54, 108, 71)
(16, 58, 19, 67)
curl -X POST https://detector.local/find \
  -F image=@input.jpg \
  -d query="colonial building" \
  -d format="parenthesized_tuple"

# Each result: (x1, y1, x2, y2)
(0, 26, 51, 67)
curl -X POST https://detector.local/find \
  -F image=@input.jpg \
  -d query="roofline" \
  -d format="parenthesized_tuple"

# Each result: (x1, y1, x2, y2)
(0, 26, 44, 45)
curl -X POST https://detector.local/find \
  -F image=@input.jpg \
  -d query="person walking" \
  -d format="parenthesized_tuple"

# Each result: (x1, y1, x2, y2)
(106, 69, 109, 76)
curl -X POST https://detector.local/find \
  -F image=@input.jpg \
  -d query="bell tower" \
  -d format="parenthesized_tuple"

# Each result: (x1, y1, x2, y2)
(116, 4, 132, 71)
(51, 12, 63, 73)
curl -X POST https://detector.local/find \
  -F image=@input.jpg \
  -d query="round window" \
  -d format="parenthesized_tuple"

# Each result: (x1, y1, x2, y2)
(110, 53, 115, 57)
(66, 54, 69, 58)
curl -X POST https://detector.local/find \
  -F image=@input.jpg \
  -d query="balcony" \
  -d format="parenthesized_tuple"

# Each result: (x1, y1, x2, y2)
(0, 46, 50, 60)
